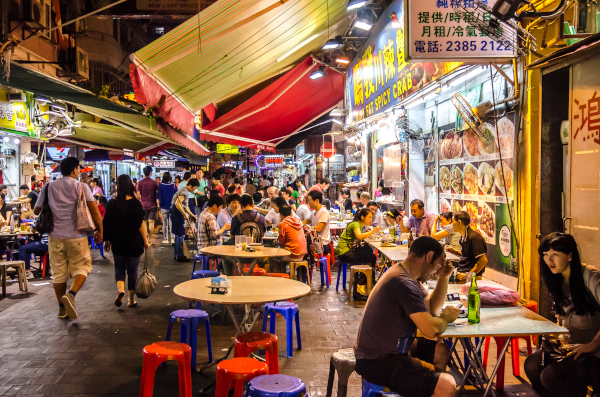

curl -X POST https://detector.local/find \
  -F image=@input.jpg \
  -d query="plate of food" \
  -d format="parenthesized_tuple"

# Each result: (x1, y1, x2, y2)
(440, 131, 462, 160)
(477, 162, 495, 195)
(450, 165, 463, 194)
(451, 199, 462, 213)
(478, 123, 498, 155)
(425, 135, 435, 148)
(463, 163, 479, 195)
(495, 161, 514, 197)
(440, 199, 451, 214)
(479, 201, 496, 239)
(440, 166, 451, 193)
(463, 128, 480, 157)
(426, 146, 436, 162)
(465, 202, 479, 229)
(497, 116, 515, 154)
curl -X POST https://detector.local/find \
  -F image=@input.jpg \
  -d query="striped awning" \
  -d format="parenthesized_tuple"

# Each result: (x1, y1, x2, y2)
(131, 0, 350, 116)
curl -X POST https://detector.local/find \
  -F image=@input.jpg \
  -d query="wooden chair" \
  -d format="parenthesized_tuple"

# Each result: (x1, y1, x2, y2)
(289, 261, 310, 286)
(347, 265, 372, 302)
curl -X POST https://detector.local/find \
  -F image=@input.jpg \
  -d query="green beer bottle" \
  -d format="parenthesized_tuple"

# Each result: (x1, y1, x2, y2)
(389, 227, 395, 243)
(468, 272, 481, 325)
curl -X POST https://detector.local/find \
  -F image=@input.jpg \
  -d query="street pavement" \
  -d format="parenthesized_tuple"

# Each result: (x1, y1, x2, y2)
(0, 234, 537, 396)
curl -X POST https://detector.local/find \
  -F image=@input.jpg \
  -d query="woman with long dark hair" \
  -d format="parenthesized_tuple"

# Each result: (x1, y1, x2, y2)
(524, 233, 600, 396)
(103, 175, 149, 307)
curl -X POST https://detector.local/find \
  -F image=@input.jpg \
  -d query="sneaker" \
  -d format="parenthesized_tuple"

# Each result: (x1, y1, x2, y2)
(115, 291, 125, 307)
(176, 256, 191, 262)
(61, 292, 78, 320)
(58, 306, 68, 319)
(26, 272, 34, 280)
(170, 238, 174, 245)
(162, 240, 169, 244)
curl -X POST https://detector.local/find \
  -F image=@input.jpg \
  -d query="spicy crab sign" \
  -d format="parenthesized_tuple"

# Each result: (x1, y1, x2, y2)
(345, 0, 461, 123)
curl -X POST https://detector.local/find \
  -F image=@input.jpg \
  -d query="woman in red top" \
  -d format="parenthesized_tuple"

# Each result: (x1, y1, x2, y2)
(233, 178, 243, 195)
(270, 204, 307, 273)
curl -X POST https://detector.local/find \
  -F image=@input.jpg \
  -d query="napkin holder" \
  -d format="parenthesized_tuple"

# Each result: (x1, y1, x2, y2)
(210, 276, 231, 294)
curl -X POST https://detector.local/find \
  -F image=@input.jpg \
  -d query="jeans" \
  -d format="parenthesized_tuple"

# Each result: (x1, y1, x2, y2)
(161, 209, 172, 241)
(188, 198, 196, 217)
(174, 235, 185, 258)
(18, 241, 48, 270)
(113, 254, 140, 291)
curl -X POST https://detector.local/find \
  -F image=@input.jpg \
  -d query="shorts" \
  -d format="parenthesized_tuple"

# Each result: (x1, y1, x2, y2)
(144, 208, 157, 221)
(355, 353, 439, 397)
(48, 236, 93, 283)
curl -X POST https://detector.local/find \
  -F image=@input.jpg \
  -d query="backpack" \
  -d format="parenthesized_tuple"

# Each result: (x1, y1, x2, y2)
(236, 213, 262, 243)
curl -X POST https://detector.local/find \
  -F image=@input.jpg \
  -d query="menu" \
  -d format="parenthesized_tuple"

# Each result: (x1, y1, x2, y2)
(426, 107, 518, 277)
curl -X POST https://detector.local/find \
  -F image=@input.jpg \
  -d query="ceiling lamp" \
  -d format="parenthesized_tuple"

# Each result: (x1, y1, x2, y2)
(347, 0, 366, 10)
(354, 9, 374, 31)
(491, 0, 523, 22)
(13, 138, 20, 144)
(329, 108, 347, 117)
(331, 118, 343, 125)
(336, 56, 350, 65)
(310, 66, 328, 80)
(322, 37, 342, 50)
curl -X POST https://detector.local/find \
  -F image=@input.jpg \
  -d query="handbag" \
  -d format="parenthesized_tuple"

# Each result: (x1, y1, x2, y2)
(34, 183, 54, 234)
(76, 182, 95, 233)
(540, 336, 576, 367)
(135, 251, 157, 299)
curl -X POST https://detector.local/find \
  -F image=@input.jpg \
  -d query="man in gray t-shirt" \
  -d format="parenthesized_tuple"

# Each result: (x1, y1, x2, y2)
(354, 237, 460, 397)
(34, 157, 103, 321)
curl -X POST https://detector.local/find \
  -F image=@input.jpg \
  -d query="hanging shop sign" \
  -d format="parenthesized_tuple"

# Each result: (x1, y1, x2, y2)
(153, 160, 175, 168)
(217, 144, 240, 154)
(346, 0, 461, 122)
(406, 0, 515, 61)
(255, 155, 285, 169)
(0, 91, 33, 135)
(320, 142, 336, 159)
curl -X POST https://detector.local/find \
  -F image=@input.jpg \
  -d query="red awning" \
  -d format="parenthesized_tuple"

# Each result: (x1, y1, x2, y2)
(200, 57, 344, 150)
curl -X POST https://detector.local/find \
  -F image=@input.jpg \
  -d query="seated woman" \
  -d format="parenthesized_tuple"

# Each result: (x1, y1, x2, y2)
(270, 204, 307, 274)
(0, 193, 13, 259)
(335, 189, 353, 213)
(382, 209, 402, 228)
(430, 212, 461, 252)
(524, 233, 600, 397)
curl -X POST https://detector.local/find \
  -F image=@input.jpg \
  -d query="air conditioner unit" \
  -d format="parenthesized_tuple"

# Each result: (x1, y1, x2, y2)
(66, 47, 90, 80)
(8, 92, 26, 103)
(23, 0, 46, 29)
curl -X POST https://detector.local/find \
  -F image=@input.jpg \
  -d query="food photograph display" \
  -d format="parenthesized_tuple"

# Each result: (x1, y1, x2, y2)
(433, 109, 518, 277)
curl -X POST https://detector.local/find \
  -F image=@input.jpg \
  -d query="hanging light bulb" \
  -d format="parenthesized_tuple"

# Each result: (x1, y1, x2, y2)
(13, 138, 20, 144)
(2, 137, 8, 143)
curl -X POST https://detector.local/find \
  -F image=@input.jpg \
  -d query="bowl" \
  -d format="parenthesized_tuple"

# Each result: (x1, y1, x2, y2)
(426, 280, 438, 289)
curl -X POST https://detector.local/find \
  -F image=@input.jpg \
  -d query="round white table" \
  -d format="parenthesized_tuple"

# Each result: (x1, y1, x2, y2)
(200, 245, 290, 276)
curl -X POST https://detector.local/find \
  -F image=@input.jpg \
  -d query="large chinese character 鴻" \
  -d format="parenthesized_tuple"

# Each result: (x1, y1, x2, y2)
(588, 91, 600, 143)
(573, 98, 588, 139)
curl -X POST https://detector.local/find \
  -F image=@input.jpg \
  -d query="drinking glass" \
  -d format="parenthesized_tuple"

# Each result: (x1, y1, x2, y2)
(246, 236, 253, 246)
(235, 235, 243, 250)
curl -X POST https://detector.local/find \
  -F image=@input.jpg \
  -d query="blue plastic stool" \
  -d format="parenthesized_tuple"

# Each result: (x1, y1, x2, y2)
(319, 257, 329, 288)
(190, 270, 220, 309)
(192, 254, 208, 274)
(90, 237, 104, 257)
(261, 302, 301, 358)
(165, 309, 212, 370)
(247, 374, 306, 397)
(336, 263, 347, 291)
(361, 379, 398, 397)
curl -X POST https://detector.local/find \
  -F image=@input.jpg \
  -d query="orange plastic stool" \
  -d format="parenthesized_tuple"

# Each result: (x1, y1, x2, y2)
(234, 332, 279, 374)
(266, 273, 290, 278)
(215, 357, 268, 397)
(139, 341, 192, 397)
(251, 268, 266, 276)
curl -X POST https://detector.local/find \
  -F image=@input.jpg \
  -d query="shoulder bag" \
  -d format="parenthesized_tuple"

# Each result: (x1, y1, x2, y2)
(135, 250, 157, 299)
(76, 182, 95, 233)
(34, 183, 54, 234)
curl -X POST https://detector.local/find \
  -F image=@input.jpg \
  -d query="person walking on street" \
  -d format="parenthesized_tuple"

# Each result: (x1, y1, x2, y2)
(171, 179, 200, 262)
(34, 157, 104, 320)
(158, 172, 176, 245)
(103, 175, 150, 308)
(137, 166, 159, 244)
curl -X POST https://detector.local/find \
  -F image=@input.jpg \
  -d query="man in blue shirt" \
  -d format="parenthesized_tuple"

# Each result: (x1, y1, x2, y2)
(216, 194, 241, 239)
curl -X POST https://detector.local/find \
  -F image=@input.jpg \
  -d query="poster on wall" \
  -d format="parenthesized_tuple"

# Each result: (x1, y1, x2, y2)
(435, 107, 518, 277)
(345, 0, 461, 123)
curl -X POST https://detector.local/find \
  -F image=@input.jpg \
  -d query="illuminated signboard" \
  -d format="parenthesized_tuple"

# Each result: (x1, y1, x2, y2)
(255, 155, 284, 169)
(217, 144, 239, 154)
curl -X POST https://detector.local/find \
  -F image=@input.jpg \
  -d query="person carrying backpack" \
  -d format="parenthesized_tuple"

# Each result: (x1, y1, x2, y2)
(220, 194, 267, 275)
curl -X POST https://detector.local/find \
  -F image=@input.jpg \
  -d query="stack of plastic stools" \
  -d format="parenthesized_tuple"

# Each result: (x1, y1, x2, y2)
(140, 341, 192, 397)
(190, 270, 220, 309)
(166, 309, 212, 371)
(261, 302, 301, 358)
(336, 262, 348, 291)
(361, 379, 399, 397)
(247, 374, 306, 397)
(234, 331, 279, 374)
(215, 357, 268, 397)
(326, 348, 355, 397)
(319, 256, 330, 288)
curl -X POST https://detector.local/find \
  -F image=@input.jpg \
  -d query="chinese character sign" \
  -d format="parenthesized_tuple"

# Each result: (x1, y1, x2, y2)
(346, 0, 461, 122)
(407, 0, 515, 60)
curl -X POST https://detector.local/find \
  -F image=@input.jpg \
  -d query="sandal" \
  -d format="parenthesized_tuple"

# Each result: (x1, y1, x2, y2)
(115, 291, 125, 307)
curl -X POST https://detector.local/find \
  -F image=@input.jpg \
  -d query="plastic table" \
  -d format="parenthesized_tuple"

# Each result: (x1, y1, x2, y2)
(367, 240, 460, 262)
(200, 245, 290, 276)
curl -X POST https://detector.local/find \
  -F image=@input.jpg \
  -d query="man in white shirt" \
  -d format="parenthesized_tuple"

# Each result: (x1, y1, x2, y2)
(303, 190, 331, 256)
(260, 176, 270, 188)
(295, 203, 311, 221)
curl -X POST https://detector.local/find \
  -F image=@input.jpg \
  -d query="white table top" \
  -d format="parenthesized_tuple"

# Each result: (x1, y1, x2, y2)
(173, 276, 312, 305)
(0, 231, 37, 237)
(201, 245, 290, 259)
(367, 240, 460, 262)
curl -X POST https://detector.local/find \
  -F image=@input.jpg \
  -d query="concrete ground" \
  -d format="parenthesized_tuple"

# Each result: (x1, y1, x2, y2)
(0, 233, 539, 396)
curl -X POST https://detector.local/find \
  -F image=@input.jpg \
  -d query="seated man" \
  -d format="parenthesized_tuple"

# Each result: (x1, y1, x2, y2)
(355, 237, 460, 397)
(18, 233, 48, 280)
(197, 196, 230, 250)
(16, 184, 38, 220)
(445, 211, 487, 282)
(270, 205, 307, 273)
(264, 197, 287, 228)
(399, 199, 436, 237)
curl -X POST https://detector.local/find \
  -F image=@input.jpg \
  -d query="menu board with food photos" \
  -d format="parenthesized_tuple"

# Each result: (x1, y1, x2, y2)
(433, 109, 518, 277)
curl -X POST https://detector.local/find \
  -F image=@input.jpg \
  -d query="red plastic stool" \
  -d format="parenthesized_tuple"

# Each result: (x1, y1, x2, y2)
(251, 268, 266, 276)
(215, 357, 268, 397)
(234, 332, 279, 374)
(266, 273, 290, 278)
(41, 252, 49, 278)
(139, 341, 192, 397)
